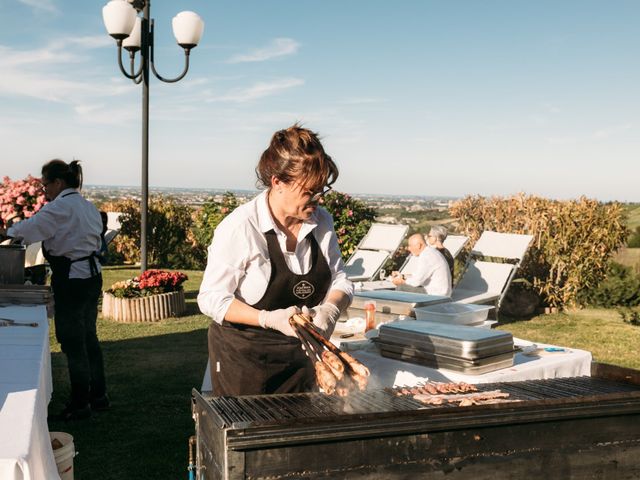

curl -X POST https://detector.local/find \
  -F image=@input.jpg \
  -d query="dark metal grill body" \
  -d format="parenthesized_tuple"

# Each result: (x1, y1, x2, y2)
(192, 363, 640, 479)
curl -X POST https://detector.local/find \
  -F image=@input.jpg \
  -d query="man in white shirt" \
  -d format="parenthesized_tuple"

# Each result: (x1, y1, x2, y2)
(391, 233, 452, 296)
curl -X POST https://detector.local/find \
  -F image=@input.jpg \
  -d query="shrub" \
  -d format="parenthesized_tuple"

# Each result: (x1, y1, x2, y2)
(581, 262, 640, 307)
(450, 194, 629, 308)
(0, 175, 47, 227)
(322, 191, 377, 259)
(618, 308, 640, 326)
(101, 197, 195, 268)
(190, 192, 239, 268)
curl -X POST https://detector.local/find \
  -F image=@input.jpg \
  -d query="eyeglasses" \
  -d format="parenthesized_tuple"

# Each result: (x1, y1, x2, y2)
(307, 185, 332, 202)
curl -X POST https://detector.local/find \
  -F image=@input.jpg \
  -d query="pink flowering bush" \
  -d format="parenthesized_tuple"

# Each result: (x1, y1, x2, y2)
(322, 191, 377, 258)
(0, 176, 47, 227)
(107, 269, 188, 298)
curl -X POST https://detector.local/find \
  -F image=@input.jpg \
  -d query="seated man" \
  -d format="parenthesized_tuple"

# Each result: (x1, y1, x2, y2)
(426, 225, 454, 282)
(392, 233, 452, 296)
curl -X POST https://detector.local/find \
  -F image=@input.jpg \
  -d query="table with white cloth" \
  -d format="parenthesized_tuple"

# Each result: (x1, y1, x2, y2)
(0, 305, 59, 480)
(341, 336, 592, 388)
(200, 333, 592, 392)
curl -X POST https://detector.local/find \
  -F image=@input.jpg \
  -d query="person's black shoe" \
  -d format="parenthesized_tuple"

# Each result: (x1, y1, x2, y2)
(55, 403, 92, 421)
(90, 394, 111, 412)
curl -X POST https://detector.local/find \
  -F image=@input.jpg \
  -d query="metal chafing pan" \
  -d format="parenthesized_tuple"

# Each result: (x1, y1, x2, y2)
(378, 320, 514, 360)
(348, 291, 451, 323)
(375, 338, 516, 374)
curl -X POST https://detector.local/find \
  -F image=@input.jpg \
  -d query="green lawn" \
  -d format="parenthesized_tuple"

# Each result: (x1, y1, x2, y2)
(47, 268, 210, 480)
(46, 267, 640, 478)
(501, 308, 640, 370)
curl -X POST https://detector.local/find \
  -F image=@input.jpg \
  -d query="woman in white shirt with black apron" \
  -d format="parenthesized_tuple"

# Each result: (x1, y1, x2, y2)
(5, 160, 108, 420)
(198, 125, 354, 396)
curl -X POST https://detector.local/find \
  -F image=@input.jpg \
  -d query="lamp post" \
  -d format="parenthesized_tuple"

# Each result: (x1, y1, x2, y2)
(102, 0, 204, 272)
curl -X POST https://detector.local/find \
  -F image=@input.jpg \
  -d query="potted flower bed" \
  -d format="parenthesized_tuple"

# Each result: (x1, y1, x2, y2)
(102, 269, 188, 322)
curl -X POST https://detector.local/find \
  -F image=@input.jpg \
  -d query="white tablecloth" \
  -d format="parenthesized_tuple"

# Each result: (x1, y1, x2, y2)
(0, 305, 59, 480)
(347, 337, 592, 388)
(200, 335, 592, 392)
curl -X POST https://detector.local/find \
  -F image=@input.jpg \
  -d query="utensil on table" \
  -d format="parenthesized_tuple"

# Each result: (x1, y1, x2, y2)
(0, 318, 38, 327)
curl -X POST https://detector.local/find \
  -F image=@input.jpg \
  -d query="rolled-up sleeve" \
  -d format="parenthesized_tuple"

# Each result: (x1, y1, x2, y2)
(197, 221, 247, 324)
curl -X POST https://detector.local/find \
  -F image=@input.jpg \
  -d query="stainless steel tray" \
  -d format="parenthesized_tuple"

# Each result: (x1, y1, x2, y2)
(0, 285, 52, 306)
(379, 348, 515, 375)
(378, 320, 514, 360)
(375, 339, 516, 366)
(352, 291, 450, 316)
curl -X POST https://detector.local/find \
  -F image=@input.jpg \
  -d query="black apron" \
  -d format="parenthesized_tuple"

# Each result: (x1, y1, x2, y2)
(209, 229, 331, 396)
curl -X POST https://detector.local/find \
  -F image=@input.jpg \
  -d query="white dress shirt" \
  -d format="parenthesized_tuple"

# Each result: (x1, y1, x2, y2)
(197, 191, 354, 324)
(405, 246, 452, 296)
(8, 188, 103, 279)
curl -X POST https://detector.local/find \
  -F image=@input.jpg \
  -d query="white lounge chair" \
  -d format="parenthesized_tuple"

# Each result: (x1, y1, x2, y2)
(344, 223, 409, 282)
(451, 261, 514, 305)
(451, 231, 533, 313)
(443, 234, 470, 258)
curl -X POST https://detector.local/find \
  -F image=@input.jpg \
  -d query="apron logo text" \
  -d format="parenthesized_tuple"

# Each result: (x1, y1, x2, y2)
(293, 280, 315, 299)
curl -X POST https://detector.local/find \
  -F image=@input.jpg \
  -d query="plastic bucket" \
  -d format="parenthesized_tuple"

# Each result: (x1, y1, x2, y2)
(50, 432, 76, 480)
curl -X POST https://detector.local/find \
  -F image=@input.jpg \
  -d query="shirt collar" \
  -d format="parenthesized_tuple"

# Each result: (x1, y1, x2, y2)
(256, 191, 274, 233)
(256, 190, 319, 235)
(57, 188, 79, 199)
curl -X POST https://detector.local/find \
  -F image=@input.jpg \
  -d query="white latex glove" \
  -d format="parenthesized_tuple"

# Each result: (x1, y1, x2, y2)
(302, 303, 341, 339)
(258, 306, 300, 337)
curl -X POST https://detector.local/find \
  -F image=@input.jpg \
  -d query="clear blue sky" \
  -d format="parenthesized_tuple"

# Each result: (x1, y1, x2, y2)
(0, 1, 638, 201)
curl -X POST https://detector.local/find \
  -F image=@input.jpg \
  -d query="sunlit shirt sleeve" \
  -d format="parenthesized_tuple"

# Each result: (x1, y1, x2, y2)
(197, 215, 256, 323)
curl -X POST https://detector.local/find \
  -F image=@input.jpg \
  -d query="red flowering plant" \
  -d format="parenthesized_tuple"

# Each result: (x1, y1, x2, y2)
(107, 269, 188, 298)
(0, 175, 47, 228)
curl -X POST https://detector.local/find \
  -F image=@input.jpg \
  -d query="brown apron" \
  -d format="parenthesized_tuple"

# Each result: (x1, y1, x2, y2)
(208, 229, 331, 395)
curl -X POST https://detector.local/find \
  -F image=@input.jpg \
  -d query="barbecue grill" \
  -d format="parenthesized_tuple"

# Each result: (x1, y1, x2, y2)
(192, 362, 640, 479)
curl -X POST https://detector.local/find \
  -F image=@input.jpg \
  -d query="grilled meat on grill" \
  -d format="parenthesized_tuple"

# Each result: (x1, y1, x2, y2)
(413, 390, 513, 406)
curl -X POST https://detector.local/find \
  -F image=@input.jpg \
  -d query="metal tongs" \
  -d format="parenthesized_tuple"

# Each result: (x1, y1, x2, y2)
(0, 317, 38, 327)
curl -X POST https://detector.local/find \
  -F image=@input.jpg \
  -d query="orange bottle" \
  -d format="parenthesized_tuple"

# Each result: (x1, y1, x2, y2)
(364, 301, 376, 331)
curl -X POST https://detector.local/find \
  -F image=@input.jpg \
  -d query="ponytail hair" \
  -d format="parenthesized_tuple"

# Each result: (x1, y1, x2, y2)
(41, 159, 83, 189)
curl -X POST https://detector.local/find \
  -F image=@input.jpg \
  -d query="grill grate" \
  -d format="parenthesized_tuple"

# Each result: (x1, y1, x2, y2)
(207, 376, 640, 428)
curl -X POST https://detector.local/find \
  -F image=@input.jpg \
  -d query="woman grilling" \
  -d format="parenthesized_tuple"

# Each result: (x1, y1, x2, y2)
(197, 124, 353, 396)
(1, 159, 108, 420)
